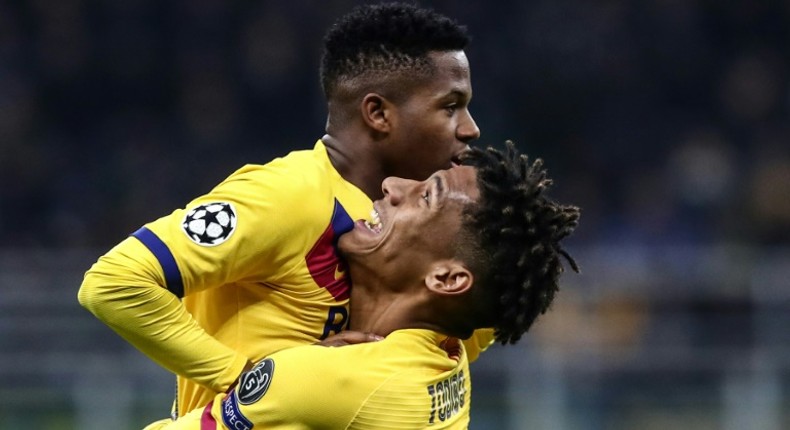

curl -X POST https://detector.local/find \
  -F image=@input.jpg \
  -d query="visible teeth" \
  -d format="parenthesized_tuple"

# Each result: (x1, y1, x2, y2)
(364, 209, 382, 233)
(369, 209, 381, 227)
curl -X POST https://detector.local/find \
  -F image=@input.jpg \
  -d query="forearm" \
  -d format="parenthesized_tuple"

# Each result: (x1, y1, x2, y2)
(78, 244, 248, 392)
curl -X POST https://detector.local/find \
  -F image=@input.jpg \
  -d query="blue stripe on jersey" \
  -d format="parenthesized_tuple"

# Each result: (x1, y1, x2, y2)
(330, 199, 354, 244)
(131, 227, 185, 298)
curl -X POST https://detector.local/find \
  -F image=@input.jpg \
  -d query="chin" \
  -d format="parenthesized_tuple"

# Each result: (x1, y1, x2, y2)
(337, 235, 355, 258)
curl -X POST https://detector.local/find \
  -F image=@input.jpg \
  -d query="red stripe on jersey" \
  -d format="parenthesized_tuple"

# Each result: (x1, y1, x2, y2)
(201, 400, 216, 430)
(305, 199, 353, 300)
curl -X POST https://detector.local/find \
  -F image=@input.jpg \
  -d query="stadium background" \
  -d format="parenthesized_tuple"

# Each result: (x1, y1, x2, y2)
(1, 1, 789, 429)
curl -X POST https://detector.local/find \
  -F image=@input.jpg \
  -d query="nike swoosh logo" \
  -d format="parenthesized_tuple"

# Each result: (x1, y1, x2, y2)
(334, 264, 346, 280)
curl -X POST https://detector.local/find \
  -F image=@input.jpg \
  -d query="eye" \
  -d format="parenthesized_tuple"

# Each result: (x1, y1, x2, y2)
(422, 191, 430, 204)
(445, 104, 457, 115)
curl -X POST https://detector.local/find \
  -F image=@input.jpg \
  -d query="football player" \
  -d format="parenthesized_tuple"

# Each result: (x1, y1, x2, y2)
(147, 143, 580, 429)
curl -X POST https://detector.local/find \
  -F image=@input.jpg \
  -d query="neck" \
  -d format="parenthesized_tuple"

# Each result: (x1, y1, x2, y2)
(347, 282, 411, 336)
(322, 132, 387, 200)
(348, 278, 471, 338)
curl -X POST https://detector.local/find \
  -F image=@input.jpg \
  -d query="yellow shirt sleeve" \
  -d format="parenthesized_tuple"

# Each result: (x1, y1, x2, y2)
(77, 160, 332, 393)
(149, 347, 364, 429)
(77, 236, 249, 392)
(229, 346, 361, 428)
(150, 329, 470, 430)
(220, 330, 469, 429)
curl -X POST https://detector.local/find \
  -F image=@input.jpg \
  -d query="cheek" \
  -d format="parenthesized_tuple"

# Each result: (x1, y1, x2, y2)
(411, 223, 458, 255)
(393, 117, 456, 177)
(407, 111, 451, 138)
(410, 122, 455, 155)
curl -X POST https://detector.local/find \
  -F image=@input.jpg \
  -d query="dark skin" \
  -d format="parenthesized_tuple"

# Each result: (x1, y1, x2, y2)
(316, 331, 384, 347)
(338, 166, 482, 340)
(322, 50, 480, 200)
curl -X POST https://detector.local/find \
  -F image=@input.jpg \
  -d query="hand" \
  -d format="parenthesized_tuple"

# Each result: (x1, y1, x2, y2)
(316, 331, 384, 347)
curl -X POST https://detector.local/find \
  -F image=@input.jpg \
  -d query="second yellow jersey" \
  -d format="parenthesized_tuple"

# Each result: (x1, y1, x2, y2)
(152, 329, 472, 430)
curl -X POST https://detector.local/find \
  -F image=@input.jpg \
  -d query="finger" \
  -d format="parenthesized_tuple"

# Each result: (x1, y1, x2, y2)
(340, 331, 384, 344)
(316, 331, 384, 347)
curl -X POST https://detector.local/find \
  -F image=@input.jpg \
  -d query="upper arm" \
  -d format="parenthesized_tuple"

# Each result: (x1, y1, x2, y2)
(138, 164, 330, 296)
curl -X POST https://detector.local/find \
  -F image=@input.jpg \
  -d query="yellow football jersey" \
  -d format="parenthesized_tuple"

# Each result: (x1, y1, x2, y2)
(151, 329, 472, 430)
(82, 141, 372, 415)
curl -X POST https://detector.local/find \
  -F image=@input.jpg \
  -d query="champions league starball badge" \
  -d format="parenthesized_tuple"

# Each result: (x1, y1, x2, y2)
(181, 202, 237, 246)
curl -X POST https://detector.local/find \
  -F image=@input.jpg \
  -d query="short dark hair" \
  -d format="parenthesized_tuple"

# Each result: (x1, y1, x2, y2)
(459, 142, 580, 344)
(320, 2, 470, 99)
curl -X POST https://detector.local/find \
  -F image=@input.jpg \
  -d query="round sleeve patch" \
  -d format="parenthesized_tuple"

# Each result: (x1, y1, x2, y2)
(181, 201, 237, 246)
(238, 358, 275, 405)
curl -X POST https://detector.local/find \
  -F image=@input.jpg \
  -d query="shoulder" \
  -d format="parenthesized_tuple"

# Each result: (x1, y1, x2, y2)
(220, 149, 328, 196)
(264, 342, 396, 390)
(207, 149, 339, 224)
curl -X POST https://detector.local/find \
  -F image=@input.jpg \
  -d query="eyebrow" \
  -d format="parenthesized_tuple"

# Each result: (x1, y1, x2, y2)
(439, 88, 470, 102)
(454, 88, 471, 100)
(433, 175, 445, 203)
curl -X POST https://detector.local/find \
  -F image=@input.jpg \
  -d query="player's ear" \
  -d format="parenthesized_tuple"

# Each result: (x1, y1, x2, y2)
(424, 260, 473, 296)
(360, 93, 394, 134)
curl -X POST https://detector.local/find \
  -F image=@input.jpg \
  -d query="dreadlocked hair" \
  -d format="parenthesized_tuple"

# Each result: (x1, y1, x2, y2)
(459, 141, 580, 345)
(320, 2, 469, 98)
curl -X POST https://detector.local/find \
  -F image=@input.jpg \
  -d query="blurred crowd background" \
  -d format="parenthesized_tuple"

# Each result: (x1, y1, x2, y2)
(2, 0, 790, 248)
(1, 1, 789, 429)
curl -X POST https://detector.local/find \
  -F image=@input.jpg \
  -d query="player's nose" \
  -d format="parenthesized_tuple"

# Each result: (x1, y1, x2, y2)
(381, 177, 413, 206)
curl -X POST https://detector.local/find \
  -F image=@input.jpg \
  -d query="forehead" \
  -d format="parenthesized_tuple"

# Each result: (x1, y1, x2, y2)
(435, 165, 479, 205)
(418, 50, 472, 95)
(429, 50, 470, 77)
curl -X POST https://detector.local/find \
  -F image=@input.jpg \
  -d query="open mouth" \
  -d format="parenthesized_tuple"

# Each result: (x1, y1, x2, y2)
(363, 208, 383, 234)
